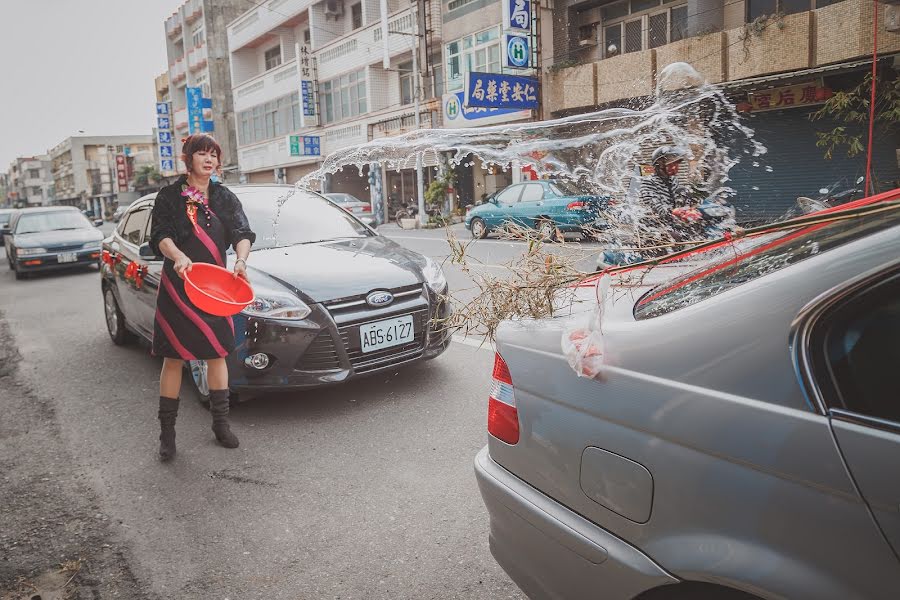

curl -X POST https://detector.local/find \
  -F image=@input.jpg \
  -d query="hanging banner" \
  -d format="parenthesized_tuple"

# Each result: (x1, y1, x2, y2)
(465, 71, 538, 110)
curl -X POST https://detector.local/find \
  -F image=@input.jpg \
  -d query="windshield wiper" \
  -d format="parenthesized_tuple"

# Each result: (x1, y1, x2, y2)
(52, 227, 81, 231)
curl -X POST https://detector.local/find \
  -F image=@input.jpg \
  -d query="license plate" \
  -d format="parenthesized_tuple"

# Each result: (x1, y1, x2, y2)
(359, 315, 415, 353)
(57, 252, 77, 263)
(351, 206, 363, 213)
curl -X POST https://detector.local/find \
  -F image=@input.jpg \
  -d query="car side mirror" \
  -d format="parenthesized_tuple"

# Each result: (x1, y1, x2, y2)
(139, 242, 160, 260)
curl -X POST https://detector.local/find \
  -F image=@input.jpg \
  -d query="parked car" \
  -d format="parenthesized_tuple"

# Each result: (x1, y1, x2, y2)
(0, 208, 16, 246)
(464, 180, 610, 241)
(4, 207, 103, 280)
(475, 192, 900, 600)
(101, 185, 451, 403)
(324, 192, 376, 227)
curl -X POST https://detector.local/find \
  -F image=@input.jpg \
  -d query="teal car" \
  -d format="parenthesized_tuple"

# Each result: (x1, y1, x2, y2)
(464, 180, 609, 240)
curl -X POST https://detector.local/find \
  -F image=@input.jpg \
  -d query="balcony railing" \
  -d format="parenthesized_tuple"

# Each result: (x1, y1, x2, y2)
(174, 108, 189, 131)
(170, 59, 187, 85)
(184, 0, 202, 24)
(232, 59, 299, 113)
(188, 44, 208, 72)
(227, 0, 314, 53)
(166, 14, 182, 38)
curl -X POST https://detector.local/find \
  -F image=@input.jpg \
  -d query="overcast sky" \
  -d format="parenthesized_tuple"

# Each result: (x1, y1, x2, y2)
(0, 1, 180, 167)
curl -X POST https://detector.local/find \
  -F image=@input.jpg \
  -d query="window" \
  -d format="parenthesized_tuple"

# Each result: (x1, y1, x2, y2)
(264, 45, 282, 71)
(191, 23, 205, 47)
(634, 209, 900, 320)
(32, 186, 42, 196)
(811, 274, 900, 423)
(351, 2, 362, 29)
(445, 27, 501, 92)
(321, 70, 367, 124)
(496, 185, 522, 204)
(303, 29, 311, 44)
(520, 184, 545, 202)
(237, 91, 302, 145)
(28, 169, 40, 178)
(399, 61, 414, 105)
(121, 207, 151, 246)
(602, 2, 688, 57)
(747, 0, 819, 21)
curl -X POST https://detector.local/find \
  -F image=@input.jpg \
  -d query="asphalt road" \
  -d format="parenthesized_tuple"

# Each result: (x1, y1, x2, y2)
(0, 225, 534, 599)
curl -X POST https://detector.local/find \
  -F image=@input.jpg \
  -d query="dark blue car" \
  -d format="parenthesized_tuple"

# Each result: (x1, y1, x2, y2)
(464, 180, 609, 240)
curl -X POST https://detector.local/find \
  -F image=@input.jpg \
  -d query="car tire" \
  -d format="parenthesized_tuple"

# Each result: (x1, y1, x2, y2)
(14, 268, 26, 280)
(187, 359, 241, 409)
(470, 218, 488, 239)
(103, 287, 131, 345)
(537, 219, 558, 242)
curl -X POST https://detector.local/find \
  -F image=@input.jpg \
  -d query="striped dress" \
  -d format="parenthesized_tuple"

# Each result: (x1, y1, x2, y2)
(152, 196, 235, 360)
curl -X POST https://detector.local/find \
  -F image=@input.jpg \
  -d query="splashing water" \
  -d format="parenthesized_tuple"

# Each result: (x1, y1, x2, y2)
(284, 63, 764, 254)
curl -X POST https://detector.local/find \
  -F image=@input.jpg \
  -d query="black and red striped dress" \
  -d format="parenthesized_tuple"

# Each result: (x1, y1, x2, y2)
(149, 178, 255, 360)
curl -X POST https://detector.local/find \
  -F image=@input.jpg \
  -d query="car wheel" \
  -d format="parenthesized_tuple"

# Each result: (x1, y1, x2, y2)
(14, 268, 27, 280)
(470, 218, 488, 239)
(187, 359, 241, 408)
(103, 287, 130, 345)
(537, 219, 558, 242)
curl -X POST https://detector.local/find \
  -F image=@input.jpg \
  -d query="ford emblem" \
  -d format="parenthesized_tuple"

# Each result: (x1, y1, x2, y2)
(366, 291, 394, 307)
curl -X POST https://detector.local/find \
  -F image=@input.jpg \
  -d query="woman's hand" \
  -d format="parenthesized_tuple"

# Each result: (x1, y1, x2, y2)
(234, 258, 248, 280)
(173, 253, 193, 279)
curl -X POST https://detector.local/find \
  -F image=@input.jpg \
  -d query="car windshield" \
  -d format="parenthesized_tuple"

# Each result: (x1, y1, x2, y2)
(15, 211, 93, 234)
(325, 193, 361, 204)
(0, 209, 14, 224)
(634, 204, 900, 320)
(238, 187, 372, 250)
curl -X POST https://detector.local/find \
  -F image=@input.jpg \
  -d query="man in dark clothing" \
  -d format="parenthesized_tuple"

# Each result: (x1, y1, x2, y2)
(637, 146, 703, 254)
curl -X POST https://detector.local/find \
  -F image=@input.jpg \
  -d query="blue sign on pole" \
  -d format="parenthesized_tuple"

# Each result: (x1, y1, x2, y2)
(156, 102, 170, 115)
(161, 159, 175, 171)
(159, 145, 173, 158)
(465, 72, 538, 110)
(503, 0, 531, 31)
(158, 131, 172, 144)
(303, 136, 321, 156)
(157, 117, 171, 130)
(504, 34, 530, 69)
(186, 87, 203, 134)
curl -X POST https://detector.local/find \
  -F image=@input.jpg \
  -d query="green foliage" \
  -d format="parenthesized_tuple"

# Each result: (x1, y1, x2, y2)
(134, 165, 162, 187)
(811, 74, 900, 160)
(424, 170, 457, 207)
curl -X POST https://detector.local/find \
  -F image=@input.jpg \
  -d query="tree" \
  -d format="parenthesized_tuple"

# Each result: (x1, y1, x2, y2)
(811, 73, 900, 160)
(133, 165, 162, 188)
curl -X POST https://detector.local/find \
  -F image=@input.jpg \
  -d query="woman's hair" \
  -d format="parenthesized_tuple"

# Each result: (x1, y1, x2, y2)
(181, 134, 222, 172)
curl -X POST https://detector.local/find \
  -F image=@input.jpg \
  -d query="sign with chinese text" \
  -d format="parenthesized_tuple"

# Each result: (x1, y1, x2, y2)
(502, 0, 531, 32)
(503, 33, 530, 69)
(158, 131, 172, 144)
(156, 100, 175, 174)
(186, 87, 204, 133)
(298, 44, 318, 128)
(156, 102, 170, 115)
(465, 72, 538, 110)
(748, 82, 832, 112)
(115, 155, 128, 192)
(288, 135, 321, 157)
(301, 80, 315, 117)
(443, 92, 531, 128)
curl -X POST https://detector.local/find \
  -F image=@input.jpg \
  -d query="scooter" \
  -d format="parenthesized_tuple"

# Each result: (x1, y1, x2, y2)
(794, 177, 864, 215)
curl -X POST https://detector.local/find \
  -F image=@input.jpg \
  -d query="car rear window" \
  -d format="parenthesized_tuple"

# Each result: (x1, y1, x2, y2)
(634, 206, 900, 320)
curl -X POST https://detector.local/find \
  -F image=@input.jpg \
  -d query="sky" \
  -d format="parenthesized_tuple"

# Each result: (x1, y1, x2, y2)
(0, 1, 181, 167)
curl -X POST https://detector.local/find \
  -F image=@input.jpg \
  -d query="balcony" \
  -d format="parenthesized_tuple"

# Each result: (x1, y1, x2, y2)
(544, 0, 898, 115)
(369, 104, 439, 140)
(184, 0, 202, 24)
(166, 13, 182, 38)
(174, 108, 189, 131)
(227, 0, 314, 53)
(188, 44, 208, 72)
(232, 59, 299, 113)
(170, 58, 187, 86)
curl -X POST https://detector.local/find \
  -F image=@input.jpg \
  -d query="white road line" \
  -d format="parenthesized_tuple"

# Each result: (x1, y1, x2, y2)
(451, 335, 494, 351)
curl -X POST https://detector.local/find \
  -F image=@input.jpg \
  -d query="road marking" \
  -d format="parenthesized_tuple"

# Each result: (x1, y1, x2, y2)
(451, 335, 494, 351)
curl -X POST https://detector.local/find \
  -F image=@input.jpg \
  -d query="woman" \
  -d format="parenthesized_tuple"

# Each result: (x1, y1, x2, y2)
(149, 134, 255, 462)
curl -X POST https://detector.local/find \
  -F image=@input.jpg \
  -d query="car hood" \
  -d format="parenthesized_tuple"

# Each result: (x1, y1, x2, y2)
(245, 236, 426, 303)
(15, 228, 103, 248)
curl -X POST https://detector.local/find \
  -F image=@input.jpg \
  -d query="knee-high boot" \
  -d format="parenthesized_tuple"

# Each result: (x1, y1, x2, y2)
(158, 396, 179, 461)
(209, 390, 239, 449)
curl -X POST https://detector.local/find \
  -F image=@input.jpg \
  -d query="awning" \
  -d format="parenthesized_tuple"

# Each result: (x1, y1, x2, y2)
(721, 54, 898, 91)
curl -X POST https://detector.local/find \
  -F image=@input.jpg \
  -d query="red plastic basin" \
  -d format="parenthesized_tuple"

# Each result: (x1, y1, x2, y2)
(183, 263, 254, 317)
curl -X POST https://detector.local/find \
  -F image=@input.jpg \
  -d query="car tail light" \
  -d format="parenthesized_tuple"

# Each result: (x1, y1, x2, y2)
(362, 205, 372, 212)
(566, 200, 588, 210)
(488, 352, 519, 445)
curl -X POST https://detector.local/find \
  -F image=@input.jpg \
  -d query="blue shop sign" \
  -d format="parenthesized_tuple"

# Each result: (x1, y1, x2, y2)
(186, 87, 203, 134)
(158, 131, 173, 144)
(503, 0, 531, 31)
(156, 102, 170, 115)
(160, 159, 175, 172)
(160, 145, 174, 158)
(465, 72, 538, 110)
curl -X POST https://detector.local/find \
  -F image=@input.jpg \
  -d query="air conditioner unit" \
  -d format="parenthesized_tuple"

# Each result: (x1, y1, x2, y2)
(324, 0, 344, 18)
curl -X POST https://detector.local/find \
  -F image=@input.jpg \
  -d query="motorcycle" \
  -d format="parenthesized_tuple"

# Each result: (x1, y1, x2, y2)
(394, 199, 442, 225)
(794, 177, 864, 215)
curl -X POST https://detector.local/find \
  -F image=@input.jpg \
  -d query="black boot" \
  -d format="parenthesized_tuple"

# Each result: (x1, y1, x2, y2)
(209, 390, 239, 449)
(158, 396, 179, 461)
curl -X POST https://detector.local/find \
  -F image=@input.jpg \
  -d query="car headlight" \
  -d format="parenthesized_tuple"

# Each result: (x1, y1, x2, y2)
(241, 283, 311, 320)
(17, 247, 47, 256)
(422, 256, 447, 292)
(81, 241, 101, 250)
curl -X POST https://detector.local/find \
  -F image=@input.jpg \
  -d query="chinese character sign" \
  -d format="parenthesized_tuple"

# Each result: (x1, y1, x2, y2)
(288, 135, 321, 157)
(301, 80, 315, 117)
(502, 0, 531, 31)
(466, 72, 538, 110)
(186, 87, 204, 134)
(748, 82, 831, 112)
(156, 100, 174, 173)
(115, 155, 128, 192)
(156, 102, 170, 115)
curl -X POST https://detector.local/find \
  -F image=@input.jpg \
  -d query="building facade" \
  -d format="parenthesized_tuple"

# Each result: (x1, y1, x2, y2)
(548, 0, 900, 219)
(49, 136, 156, 218)
(7, 156, 54, 207)
(164, 0, 248, 179)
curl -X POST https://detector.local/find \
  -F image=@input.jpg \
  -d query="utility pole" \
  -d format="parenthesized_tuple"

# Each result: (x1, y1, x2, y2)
(412, 23, 426, 227)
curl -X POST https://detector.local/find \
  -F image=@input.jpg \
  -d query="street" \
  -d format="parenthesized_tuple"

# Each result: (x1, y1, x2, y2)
(0, 222, 592, 599)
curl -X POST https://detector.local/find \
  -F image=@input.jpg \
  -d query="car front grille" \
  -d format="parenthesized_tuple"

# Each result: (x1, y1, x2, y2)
(323, 284, 424, 316)
(296, 308, 430, 373)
